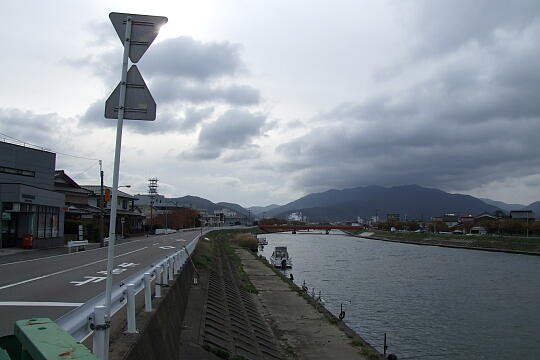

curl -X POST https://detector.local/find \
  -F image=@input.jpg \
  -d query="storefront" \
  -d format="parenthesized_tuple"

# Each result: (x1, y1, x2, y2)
(0, 184, 64, 249)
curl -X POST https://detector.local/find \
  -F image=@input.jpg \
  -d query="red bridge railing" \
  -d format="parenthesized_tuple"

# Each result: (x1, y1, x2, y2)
(258, 224, 364, 230)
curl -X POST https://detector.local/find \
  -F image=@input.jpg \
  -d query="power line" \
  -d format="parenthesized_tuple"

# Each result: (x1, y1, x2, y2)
(71, 160, 101, 179)
(0, 131, 99, 161)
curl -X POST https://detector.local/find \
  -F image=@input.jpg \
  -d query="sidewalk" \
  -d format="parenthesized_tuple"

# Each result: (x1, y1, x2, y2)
(237, 249, 378, 360)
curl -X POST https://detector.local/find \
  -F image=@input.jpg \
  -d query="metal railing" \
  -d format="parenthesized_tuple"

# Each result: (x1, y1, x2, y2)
(56, 236, 199, 343)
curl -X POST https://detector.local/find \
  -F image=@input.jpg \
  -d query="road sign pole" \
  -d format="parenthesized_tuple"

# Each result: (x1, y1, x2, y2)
(103, 15, 132, 360)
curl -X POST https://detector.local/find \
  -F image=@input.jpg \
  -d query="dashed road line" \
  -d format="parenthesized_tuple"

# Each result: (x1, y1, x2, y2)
(0, 247, 148, 291)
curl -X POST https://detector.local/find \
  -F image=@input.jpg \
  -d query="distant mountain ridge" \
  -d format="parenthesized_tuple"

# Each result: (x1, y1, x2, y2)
(266, 185, 503, 222)
(479, 198, 525, 212)
(248, 204, 281, 215)
(135, 194, 249, 216)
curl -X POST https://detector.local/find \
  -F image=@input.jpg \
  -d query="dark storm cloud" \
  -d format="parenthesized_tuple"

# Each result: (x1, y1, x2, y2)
(142, 36, 245, 80)
(184, 109, 268, 160)
(81, 100, 214, 134)
(278, 13, 540, 193)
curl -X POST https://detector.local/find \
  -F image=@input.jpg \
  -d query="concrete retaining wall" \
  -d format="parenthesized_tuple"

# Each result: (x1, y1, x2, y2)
(121, 261, 195, 360)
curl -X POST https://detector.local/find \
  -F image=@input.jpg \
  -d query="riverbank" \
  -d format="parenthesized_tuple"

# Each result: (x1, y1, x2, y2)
(237, 249, 382, 359)
(186, 229, 382, 359)
(346, 229, 540, 256)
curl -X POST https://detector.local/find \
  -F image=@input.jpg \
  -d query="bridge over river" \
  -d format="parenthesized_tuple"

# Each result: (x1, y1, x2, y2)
(259, 224, 364, 234)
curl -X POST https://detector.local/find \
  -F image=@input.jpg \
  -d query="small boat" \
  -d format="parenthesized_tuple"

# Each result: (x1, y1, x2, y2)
(270, 246, 292, 269)
(258, 236, 268, 245)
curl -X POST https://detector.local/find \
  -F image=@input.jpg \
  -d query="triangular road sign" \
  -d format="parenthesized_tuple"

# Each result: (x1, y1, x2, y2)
(104, 65, 156, 121)
(109, 12, 168, 63)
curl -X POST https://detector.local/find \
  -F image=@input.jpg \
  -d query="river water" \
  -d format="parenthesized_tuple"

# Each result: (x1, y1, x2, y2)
(257, 231, 540, 360)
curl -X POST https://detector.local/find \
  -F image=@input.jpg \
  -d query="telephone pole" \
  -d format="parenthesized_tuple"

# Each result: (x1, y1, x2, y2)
(99, 160, 105, 247)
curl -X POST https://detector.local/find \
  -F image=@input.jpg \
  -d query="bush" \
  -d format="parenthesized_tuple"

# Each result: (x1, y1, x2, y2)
(232, 233, 259, 252)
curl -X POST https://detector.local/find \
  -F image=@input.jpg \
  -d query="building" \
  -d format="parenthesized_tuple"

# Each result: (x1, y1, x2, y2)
(387, 213, 400, 222)
(81, 185, 143, 236)
(510, 210, 535, 221)
(0, 142, 65, 248)
(442, 214, 459, 227)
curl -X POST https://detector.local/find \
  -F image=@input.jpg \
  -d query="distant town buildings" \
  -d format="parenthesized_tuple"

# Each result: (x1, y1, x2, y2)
(287, 211, 308, 223)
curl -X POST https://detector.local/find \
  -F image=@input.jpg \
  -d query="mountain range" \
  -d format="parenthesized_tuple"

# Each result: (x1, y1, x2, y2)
(263, 185, 503, 222)
(137, 185, 539, 223)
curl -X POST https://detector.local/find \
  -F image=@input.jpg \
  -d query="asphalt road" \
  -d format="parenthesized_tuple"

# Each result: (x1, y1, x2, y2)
(0, 230, 200, 336)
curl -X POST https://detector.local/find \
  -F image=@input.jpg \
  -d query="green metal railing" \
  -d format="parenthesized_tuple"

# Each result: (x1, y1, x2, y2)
(0, 318, 97, 360)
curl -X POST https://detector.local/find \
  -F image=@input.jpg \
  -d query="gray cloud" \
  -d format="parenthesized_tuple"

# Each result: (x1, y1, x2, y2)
(81, 100, 214, 134)
(151, 79, 260, 106)
(278, 15, 540, 194)
(185, 109, 268, 160)
(142, 36, 245, 80)
(0, 108, 65, 147)
(408, 0, 540, 56)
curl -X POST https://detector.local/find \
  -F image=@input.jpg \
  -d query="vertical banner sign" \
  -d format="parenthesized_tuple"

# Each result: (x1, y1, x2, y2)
(100, 12, 167, 360)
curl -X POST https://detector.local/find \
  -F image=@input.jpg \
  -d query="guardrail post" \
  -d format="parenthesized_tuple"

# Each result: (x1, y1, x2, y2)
(168, 258, 174, 281)
(144, 272, 152, 312)
(93, 305, 107, 359)
(162, 261, 169, 286)
(126, 284, 137, 333)
(174, 253, 180, 274)
(155, 265, 162, 297)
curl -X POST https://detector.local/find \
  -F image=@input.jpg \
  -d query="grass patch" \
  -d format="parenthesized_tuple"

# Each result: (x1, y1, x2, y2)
(206, 229, 260, 293)
(193, 238, 213, 269)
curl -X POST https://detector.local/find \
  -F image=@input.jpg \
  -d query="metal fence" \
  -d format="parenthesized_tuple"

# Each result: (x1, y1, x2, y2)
(56, 235, 200, 343)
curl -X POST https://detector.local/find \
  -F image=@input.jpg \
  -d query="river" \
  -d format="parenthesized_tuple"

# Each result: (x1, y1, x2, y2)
(257, 231, 540, 360)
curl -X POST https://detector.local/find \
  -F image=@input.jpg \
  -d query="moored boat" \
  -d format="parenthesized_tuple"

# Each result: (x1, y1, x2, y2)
(270, 246, 292, 268)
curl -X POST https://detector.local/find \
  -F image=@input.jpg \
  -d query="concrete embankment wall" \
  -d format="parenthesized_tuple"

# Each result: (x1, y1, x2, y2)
(119, 261, 195, 360)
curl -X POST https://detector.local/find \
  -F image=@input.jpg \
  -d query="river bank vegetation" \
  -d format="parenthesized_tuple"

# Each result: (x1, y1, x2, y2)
(348, 228, 540, 254)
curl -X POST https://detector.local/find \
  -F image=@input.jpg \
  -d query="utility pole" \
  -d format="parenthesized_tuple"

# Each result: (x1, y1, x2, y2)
(148, 178, 158, 233)
(99, 160, 105, 247)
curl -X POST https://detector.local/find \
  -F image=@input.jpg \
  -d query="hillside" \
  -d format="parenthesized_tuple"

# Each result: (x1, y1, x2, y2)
(268, 185, 502, 222)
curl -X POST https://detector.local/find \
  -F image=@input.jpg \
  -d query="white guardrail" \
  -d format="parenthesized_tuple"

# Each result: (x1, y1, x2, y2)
(56, 235, 200, 342)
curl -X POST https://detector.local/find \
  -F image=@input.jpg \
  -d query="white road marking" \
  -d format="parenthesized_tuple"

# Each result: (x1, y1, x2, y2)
(0, 247, 148, 291)
(70, 276, 107, 286)
(152, 243, 159, 245)
(159, 246, 175, 249)
(0, 240, 142, 267)
(0, 301, 84, 307)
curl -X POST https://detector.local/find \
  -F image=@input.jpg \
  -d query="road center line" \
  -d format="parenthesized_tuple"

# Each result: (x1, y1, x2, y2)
(0, 247, 148, 291)
(0, 301, 84, 307)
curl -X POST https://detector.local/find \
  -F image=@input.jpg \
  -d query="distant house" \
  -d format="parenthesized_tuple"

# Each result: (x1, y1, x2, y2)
(442, 214, 459, 227)
(460, 215, 475, 223)
(510, 210, 535, 221)
(470, 226, 487, 235)
(386, 213, 400, 222)
(474, 212, 498, 221)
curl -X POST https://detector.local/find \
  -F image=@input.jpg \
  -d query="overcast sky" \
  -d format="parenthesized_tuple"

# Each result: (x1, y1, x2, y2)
(2, 0, 540, 207)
